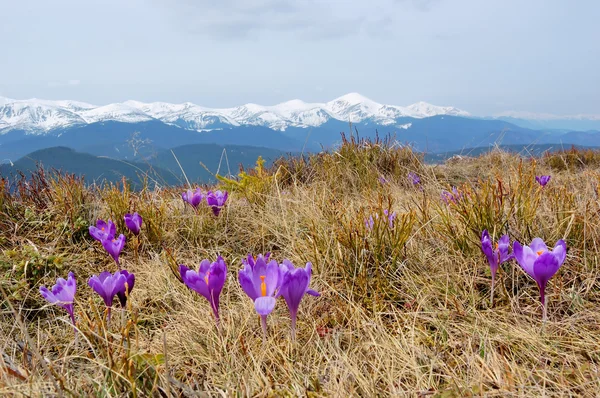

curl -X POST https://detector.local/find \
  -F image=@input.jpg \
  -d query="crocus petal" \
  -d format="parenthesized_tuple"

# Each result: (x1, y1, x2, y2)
(238, 265, 258, 300)
(532, 252, 561, 289)
(304, 262, 313, 275)
(513, 241, 535, 278)
(243, 254, 255, 268)
(88, 271, 127, 308)
(40, 286, 58, 304)
(263, 260, 282, 297)
(54, 273, 77, 303)
(89, 274, 112, 306)
(107, 221, 116, 239)
(107, 274, 127, 305)
(254, 296, 276, 316)
(498, 234, 512, 263)
(40, 272, 77, 315)
(102, 235, 126, 265)
(207, 257, 227, 296)
(89, 226, 105, 242)
(281, 268, 310, 315)
(280, 259, 294, 274)
(191, 189, 203, 207)
(198, 259, 211, 275)
(116, 270, 135, 307)
(529, 238, 548, 253)
(306, 289, 321, 296)
(182, 269, 210, 300)
(124, 213, 142, 235)
(551, 239, 567, 265)
(480, 230, 498, 270)
(250, 256, 270, 295)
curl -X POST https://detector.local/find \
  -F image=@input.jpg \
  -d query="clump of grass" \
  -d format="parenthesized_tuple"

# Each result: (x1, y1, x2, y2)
(2, 140, 600, 396)
(544, 146, 600, 171)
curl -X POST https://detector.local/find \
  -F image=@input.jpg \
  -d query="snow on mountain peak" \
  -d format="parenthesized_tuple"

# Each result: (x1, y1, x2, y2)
(0, 100, 86, 133)
(0, 93, 473, 134)
(0, 96, 14, 106)
(79, 103, 155, 124)
(406, 101, 470, 118)
(330, 92, 379, 106)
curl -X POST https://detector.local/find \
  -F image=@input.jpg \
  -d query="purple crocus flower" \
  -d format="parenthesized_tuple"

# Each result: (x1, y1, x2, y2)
(384, 209, 397, 228)
(408, 172, 421, 185)
(378, 175, 388, 185)
(88, 271, 127, 321)
(535, 175, 551, 187)
(278, 260, 320, 339)
(365, 215, 375, 230)
(206, 190, 228, 216)
(39, 272, 77, 327)
(441, 187, 462, 205)
(179, 256, 227, 324)
(238, 253, 282, 339)
(124, 212, 143, 236)
(89, 219, 116, 242)
(116, 270, 135, 307)
(513, 238, 567, 320)
(441, 190, 454, 204)
(480, 230, 513, 306)
(182, 188, 204, 210)
(101, 234, 126, 268)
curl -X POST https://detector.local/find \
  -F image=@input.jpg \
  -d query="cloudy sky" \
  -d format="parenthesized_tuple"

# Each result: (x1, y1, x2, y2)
(1, 0, 598, 115)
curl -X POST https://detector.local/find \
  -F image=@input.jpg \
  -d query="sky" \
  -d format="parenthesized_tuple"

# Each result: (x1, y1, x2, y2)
(0, 0, 598, 116)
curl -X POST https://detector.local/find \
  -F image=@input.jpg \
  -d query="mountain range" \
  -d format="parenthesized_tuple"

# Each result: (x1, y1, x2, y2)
(0, 93, 471, 134)
(1, 93, 599, 172)
(0, 144, 287, 188)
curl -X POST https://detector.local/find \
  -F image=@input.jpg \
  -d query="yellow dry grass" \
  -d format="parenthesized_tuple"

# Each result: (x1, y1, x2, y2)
(1, 142, 600, 397)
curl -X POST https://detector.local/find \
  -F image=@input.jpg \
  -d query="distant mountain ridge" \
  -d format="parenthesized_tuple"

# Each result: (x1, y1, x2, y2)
(1, 93, 599, 163)
(0, 93, 469, 134)
(4, 143, 598, 189)
(0, 144, 288, 187)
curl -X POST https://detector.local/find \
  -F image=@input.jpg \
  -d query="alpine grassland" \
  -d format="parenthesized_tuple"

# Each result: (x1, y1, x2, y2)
(1, 137, 600, 397)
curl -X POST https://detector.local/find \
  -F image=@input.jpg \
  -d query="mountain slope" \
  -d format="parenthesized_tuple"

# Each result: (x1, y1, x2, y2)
(0, 144, 289, 186)
(148, 144, 288, 183)
(0, 147, 179, 187)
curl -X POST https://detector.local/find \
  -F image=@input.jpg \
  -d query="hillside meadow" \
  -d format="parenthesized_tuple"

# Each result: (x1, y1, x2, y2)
(1, 136, 600, 397)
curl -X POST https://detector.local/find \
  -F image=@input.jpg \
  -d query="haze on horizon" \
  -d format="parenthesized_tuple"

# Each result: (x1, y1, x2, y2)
(0, 0, 598, 116)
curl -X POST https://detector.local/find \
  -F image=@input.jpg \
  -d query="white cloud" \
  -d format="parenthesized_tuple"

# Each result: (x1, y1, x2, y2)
(47, 79, 81, 87)
(156, 0, 411, 40)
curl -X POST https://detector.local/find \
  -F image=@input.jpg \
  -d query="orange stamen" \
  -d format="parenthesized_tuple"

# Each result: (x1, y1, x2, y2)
(536, 250, 544, 256)
(204, 272, 210, 285)
(260, 275, 267, 297)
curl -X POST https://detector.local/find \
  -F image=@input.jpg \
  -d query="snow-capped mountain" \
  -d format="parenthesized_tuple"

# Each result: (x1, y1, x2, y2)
(79, 103, 155, 124)
(0, 100, 87, 133)
(0, 93, 471, 134)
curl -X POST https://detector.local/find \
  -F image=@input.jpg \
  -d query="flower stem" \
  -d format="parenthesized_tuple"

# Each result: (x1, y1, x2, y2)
(290, 311, 297, 341)
(212, 305, 221, 332)
(490, 276, 495, 308)
(70, 311, 78, 341)
(134, 235, 139, 264)
(260, 315, 268, 344)
(540, 284, 547, 322)
(542, 295, 547, 322)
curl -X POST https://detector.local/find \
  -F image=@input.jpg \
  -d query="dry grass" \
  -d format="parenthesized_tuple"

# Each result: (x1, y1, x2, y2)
(1, 140, 600, 397)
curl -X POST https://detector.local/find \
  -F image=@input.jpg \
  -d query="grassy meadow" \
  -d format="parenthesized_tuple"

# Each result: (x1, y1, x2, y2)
(1, 136, 600, 397)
